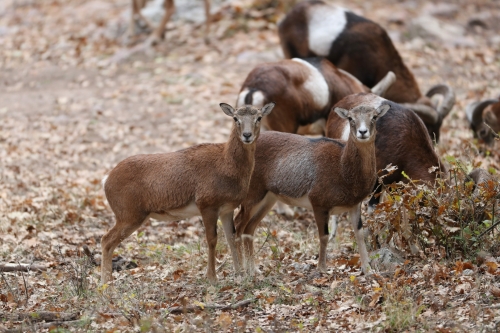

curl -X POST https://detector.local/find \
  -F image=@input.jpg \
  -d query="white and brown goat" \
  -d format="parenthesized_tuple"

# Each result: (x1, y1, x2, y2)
(235, 96, 390, 276)
(466, 97, 500, 145)
(100, 103, 274, 284)
(237, 57, 395, 135)
(130, 0, 210, 44)
(326, 93, 446, 239)
(278, 0, 455, 141)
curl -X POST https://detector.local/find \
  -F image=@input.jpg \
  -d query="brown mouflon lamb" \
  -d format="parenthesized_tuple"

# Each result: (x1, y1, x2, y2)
(101, 102, 274, 284)
(235, 94, 390, 276)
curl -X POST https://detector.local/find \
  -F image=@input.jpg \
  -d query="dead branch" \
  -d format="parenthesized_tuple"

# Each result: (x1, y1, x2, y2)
(0, 263, 47, 272)
(0, 311, 79, 322)
(167, 298, 255, 314)
(82, 245, 98, 266)
(216, 257, 228, 272)
(2, 319, 88, 333)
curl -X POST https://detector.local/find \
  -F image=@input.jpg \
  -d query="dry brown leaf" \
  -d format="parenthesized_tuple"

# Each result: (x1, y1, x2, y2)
(368, 292, 382, 307)
(455, 283, 471, 294)
(485, 262, 498, 274)
(216, 312, 232, 329)
(347, 255, 360, 267)
(491, 286, 500, 298)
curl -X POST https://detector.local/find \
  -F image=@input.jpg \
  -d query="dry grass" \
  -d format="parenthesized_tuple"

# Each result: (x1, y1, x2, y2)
(1, 0, 500, 331)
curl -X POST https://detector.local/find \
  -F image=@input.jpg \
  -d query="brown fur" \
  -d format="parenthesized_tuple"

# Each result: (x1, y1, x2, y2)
(482, 102, 500, 144)
(237, 58, 369, 134)
(485, 103, 500, 132)
(101, 103, 274, 284)
(130, 0, 210, 44)
(278, 1, 455, 141)
(325, 93, 445, 209)
(466, 99, 500, 145)
(235, 97, 390, 275)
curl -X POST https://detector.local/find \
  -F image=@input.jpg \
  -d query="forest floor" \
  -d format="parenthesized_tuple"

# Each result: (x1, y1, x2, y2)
(1, 0, 500, 331)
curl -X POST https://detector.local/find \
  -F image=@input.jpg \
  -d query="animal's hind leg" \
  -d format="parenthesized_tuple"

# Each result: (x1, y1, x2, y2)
(101, 213, 147, 284)
(328, 214, 338, 243)
(241, 196, 276, 276)
(220, 210, 242, 274)
(275, 201, 294, 218)
(203, 0, 211, 36)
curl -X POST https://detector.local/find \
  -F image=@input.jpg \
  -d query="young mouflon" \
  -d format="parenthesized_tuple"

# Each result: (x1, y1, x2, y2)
(235, 97, 389, 275)
(325, 93, 446, 244)
(101, 102, 274, 284)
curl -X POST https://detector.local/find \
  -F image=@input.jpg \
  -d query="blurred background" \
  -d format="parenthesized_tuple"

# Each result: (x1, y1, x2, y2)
(0, 0, 499, 331)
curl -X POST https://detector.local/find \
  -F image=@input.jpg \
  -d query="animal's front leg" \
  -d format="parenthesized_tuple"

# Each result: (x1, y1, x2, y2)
(313, 208, 330, 272)
(148, 0, 175, 45)
(201, 208, 219, 283)
(129, 0, 154, 36)
(349, 204, 372, 275)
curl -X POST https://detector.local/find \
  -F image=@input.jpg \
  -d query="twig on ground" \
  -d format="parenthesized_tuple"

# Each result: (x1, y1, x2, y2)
(216, 257, 228, 272)
(0, 263, 47, 272)
(167, 298, 255, 314)
(0, 271, 19, 304)
(82, 245, 98, 266)
(17, 261, 30, 305)
(0, 311, 79, 322)
(2, 319, 89, 333)
(478, 218, 500, 239)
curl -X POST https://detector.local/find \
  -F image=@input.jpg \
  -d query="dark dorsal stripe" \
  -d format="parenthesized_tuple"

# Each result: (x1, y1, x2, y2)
(244, 88, 258, 105)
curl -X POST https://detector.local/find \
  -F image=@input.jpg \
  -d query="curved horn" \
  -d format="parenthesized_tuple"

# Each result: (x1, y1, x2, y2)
(425, 84, 456, 119)
(401, 103, 439, 124)
(465, 99, 499, 127)
(371, 71, 396, 97)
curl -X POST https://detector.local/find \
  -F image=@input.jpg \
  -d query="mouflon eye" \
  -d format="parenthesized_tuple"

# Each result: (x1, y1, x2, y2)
(257, 116, 262, 122)
(348, 117, 353, 122)
(233, 117, 238, 122)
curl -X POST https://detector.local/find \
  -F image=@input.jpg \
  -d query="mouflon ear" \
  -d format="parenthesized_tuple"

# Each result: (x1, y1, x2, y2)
(334, 107, 349, 119)
(376, 104, 390, 118)
(219, 103, 235, 117)
(261, 102, 275, 116)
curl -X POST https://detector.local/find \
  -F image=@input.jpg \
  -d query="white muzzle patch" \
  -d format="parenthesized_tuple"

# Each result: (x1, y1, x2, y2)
(356, 121, 369, 140)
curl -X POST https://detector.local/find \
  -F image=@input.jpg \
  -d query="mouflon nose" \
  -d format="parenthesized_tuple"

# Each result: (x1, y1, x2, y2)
(359, 129, 367, 136)
(243, 132, 252, 139)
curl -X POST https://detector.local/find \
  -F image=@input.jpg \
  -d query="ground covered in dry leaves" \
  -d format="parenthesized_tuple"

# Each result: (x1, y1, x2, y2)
(1, 0, 500, 331)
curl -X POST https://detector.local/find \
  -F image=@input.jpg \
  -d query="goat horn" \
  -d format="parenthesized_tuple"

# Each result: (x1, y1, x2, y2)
(465, 99, 499, 127)
(401, 103, 439, 125)
(425, 84, 456, 119)
(371, 71, 396, 97)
